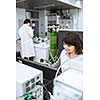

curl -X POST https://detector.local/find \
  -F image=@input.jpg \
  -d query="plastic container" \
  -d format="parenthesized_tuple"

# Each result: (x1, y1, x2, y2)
(34, 43, 50, 63)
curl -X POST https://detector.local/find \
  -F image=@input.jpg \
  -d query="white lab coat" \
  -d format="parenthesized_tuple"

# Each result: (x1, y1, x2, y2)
(60, 49, 83, 72)
(18, 24, 35, 58)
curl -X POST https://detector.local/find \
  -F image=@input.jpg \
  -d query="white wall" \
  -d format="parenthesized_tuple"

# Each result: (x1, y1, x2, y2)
(71, 1, 83, 30)
(39, 10, 48, 37)
(77, 1, 83, 29)
(16, 8, 26, 40)
(70, 9, 83, 30)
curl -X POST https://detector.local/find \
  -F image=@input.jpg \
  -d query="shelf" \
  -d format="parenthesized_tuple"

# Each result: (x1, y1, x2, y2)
(59, 29, 83, 32)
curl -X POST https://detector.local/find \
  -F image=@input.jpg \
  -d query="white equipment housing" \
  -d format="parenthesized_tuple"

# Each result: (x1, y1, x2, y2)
(16, 62, 43, 100)
(34, 42, 50, 63)
(53, 69, 83, 100)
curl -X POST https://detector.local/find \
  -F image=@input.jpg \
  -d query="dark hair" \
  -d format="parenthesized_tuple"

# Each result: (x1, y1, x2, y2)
(23, 19, 31, 24)
(62, 32, 83, 54)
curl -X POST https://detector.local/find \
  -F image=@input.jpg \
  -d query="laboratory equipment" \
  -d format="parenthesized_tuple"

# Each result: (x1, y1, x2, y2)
(34, 42, 50, 63)
(53, 69, 83, 100)
(49, 25, 58, 63)
(16, 62, 43, 100)
(50, 31, 57, 57)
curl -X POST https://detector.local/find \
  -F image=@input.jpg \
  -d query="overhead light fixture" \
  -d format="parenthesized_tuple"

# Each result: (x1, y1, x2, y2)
(34, 4, 55, 9)
(16, 0, 27, 3)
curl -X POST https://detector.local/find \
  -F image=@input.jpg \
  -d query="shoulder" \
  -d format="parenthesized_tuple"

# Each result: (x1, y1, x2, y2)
(77, 54, 83, 60)
(71, 54, 83, 62)
(60, 49, 68, 58)
(27, 26, 33, 31)
(60, 49, 69, 65)
(61, 49, 66, 55)
(22, 24, 32, 30)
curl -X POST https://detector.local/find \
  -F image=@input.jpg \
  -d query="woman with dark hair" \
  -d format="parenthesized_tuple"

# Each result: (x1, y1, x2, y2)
(55, 32, 83, 76)
(60, 32, 83, 72)
(62, 32, 83, 55)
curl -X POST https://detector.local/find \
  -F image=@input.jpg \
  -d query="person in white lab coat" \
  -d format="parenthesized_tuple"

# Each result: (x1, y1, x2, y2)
(18, 19, 35, 61)
(55, 32, 83, 77)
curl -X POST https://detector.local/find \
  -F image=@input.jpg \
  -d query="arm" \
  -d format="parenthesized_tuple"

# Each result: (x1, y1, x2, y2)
(28, 26, 34, 38)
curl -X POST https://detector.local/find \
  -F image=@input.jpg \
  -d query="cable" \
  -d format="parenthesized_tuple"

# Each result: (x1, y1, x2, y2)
(40, 58, 51, 67)
(49, 50, 55, 62)
(16, 94, 26, 99)
(55, 59, 70, 78)
(55, 65, 62, 77)
(36, 81, 50, 100)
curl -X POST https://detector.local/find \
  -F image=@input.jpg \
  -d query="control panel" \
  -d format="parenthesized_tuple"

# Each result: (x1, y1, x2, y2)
(16, 62, 43, 100)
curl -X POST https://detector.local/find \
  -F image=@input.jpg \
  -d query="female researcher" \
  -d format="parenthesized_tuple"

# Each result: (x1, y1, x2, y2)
(18, 19, 35, 61)
(56, 32, 83, 76)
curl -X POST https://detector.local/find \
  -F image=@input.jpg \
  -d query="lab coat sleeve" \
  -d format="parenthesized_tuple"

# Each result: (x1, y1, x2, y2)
(27, 27, 33, 38)
(60, 49, 69, 65)
(60, 49, 69, 72)
(61, 61, 69, 73)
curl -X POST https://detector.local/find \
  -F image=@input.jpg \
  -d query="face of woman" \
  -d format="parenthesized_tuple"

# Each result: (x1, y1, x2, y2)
(63, 42, 76, 54)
